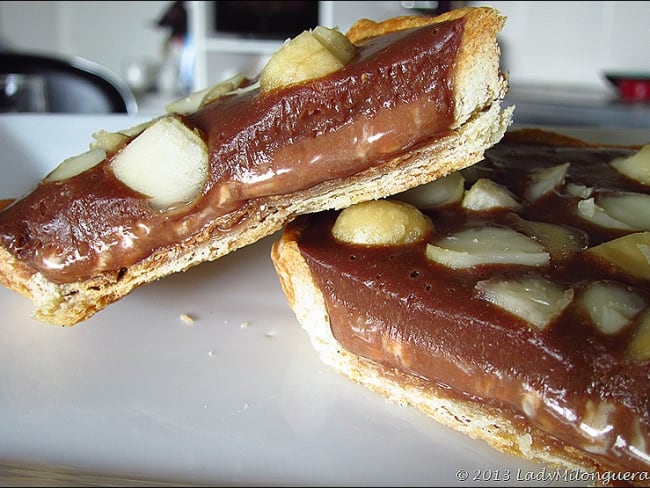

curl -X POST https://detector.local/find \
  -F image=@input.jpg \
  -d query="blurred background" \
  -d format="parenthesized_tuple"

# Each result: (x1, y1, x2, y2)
(0, 1, 648, 127)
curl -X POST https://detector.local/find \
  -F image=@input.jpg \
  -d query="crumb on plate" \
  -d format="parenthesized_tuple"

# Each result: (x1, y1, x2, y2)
(180, 313, 195, 324)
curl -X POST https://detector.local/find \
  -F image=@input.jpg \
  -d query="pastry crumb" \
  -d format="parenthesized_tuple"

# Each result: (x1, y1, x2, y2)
(240, 320, 250, 328)
(180, 313, 195, 324)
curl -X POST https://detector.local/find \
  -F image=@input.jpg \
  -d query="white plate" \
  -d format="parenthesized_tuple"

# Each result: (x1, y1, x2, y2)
(0, 114, 648, 487)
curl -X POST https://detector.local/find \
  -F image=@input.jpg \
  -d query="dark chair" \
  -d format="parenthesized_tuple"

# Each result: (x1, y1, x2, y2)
(0, 51, 138, 114)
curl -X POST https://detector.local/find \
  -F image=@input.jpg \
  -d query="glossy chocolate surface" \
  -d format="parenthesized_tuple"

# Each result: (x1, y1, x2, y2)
(294, 140, 650, 473)
(0, 18, 462, 284)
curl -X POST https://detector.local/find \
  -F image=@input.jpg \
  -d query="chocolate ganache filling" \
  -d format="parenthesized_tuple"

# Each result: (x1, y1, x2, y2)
(0, 18, 463, 284)
(294, 141, 650, 473)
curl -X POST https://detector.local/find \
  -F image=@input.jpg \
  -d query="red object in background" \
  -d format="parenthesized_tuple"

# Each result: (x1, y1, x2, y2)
(618, 79, 650, 101)
(605, 72, 650, 102)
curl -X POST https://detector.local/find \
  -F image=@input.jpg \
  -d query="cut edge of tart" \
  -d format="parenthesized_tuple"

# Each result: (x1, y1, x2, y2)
(271, 214, 601, 475)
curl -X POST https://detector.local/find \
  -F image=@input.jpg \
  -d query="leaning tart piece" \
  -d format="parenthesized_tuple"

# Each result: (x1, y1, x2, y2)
(0, 7, 510, 325)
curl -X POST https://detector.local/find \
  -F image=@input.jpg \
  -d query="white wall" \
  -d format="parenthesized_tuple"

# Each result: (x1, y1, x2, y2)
(467, 1, 650, 90)
(1, 1, 648, 93)
(0, 1, 170, 81)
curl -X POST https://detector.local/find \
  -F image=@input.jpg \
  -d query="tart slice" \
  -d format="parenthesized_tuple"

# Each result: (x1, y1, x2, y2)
(271, 129, 650, 480)
(0, 7, 510, 326)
